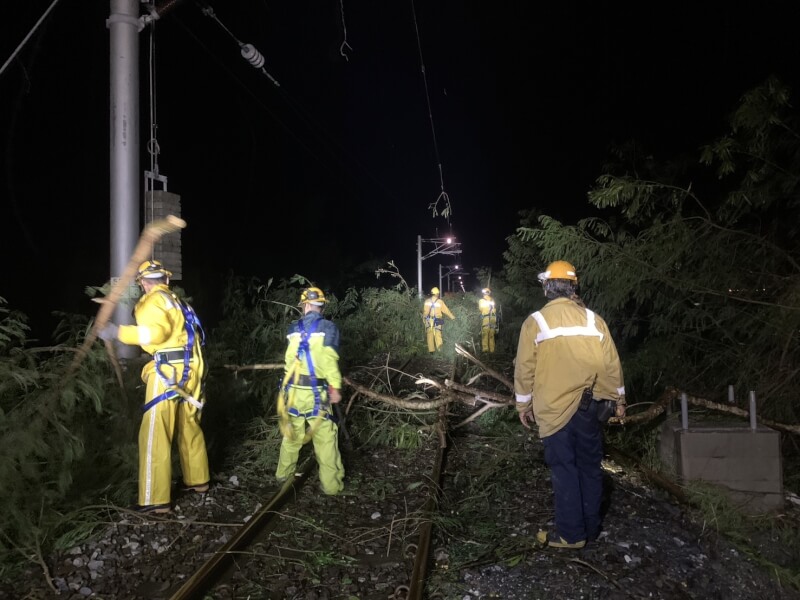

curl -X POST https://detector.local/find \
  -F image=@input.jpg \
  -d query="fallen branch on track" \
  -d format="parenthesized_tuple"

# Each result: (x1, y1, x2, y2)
(454, 343, 514, 390)
(65, 215, 186, 384)
(343, 376, 452, 410)
(223, 363, 283, 374)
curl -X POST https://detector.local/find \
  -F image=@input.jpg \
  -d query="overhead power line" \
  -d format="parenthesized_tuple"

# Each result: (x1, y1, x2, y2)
(410, 0, 452, 224)
(0, 0, 63, 78)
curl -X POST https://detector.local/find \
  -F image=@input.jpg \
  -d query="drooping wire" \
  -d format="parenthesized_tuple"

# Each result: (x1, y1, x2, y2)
(173, 14, 405, 209)
(0, 0, 63, 78)
(198, 2, 280, 87)
(410, 0, 452, 223)
(339, 0, 353, 62)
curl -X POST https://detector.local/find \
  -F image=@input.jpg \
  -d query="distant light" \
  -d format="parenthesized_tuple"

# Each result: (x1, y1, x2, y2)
(446, 238, 452, 244)
(455, 265, 459, 269)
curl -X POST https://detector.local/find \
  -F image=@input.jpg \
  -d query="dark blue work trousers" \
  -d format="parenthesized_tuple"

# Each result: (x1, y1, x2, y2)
(542, 400, 603, 543)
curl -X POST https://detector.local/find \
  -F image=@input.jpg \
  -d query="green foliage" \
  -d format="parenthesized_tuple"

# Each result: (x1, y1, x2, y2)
(0, 300, 138, 571)
(684, 480, 800, 590)
(337, 285, 424, 365)
(502, 78, 800, 421)
(349, 403, 436, 449)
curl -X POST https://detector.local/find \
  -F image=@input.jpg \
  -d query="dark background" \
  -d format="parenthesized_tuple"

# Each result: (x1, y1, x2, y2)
(3, 1, 800, 339)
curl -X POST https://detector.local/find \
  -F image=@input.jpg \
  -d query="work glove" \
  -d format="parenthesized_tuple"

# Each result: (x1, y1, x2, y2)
(98, 322, 119, 342)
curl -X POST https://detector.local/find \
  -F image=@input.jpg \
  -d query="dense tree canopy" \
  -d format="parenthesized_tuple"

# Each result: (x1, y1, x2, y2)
(506, 77, 800, 421)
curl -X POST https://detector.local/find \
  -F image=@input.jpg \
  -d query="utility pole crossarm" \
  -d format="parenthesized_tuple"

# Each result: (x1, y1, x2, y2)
(420, 237, 462, 261)
(417, 234, 463, 299)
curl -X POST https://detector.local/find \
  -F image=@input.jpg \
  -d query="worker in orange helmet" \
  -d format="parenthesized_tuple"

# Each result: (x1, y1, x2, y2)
(422, 286, 455, 352)
(98, 259, 210, 514)
(478, 287, 498, 353)
(514, 260, 625, 549)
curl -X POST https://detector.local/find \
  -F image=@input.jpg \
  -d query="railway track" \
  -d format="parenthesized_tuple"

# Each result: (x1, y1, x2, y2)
(10, 351, 796, 600)
(166, 424, 449, 599)
(158, 363, 460, 600)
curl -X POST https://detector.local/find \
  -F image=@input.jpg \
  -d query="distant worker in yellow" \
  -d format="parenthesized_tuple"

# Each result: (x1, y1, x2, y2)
(422, 286, 456, 352)
(276, 287, 345, 495)
(99, 259, 210, 514)
(478, 287, 498, 353)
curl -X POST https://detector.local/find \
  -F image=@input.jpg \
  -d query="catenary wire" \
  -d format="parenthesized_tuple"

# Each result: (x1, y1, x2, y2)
(0, 0, 64, 78)
(410, 0, 452, 225)
(174, 6, 406, 209)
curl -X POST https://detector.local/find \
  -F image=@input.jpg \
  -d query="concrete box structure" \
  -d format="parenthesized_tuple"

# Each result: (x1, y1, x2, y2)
(659, 415, 783, 514)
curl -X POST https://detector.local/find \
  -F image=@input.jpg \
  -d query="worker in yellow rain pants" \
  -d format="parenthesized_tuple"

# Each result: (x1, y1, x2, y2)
(276, 287, 344, 495)
(478, 287, 498, 353)
(99, 259, 210, 514)
(422, 287, 456, 352)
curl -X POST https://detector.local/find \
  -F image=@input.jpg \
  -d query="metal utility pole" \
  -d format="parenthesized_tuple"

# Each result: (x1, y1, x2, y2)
(107, 0, 141, 358)
(438, 263, 460, 293)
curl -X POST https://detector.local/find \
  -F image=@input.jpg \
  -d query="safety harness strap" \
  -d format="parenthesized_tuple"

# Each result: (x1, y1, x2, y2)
(145, 291, 207, 413)
(283, 317, 326, 418)
(288, 406, 334, 420)
(142, 390, 179, 413)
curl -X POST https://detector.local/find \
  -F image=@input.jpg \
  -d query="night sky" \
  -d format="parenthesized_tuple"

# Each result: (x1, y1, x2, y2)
(3, 1, 800, 339)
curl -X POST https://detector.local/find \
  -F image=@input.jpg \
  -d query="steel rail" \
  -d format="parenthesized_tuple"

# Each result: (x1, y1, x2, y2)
(168, 457, 314, 600)
(171, 358, 460, 600)
(408, 360, 457, 600)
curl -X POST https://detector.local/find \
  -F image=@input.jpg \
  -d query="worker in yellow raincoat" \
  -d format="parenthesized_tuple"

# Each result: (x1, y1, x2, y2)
(478, 287, 498, 353)
(276, 287, 344, 495)
(422, 286, 456, 352)
(99, 260, 210, 514)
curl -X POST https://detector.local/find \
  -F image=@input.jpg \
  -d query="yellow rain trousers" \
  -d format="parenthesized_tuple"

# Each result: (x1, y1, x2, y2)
(276, 386, 344, 495)
(479, 296, 497, 353)
(118, 284, 209, 508)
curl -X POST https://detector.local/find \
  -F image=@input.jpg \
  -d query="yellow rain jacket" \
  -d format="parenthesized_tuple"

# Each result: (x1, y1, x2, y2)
(514, 297, 624, 438)
(117, 283, 209, 508)
(478, 294, 497, 352)
(422, 295, 455, 352)
(276, 311, 344, 495)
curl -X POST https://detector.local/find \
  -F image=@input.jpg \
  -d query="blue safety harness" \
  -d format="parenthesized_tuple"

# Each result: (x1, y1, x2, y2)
(425, 299, 443, 328)
(283, 317, 332, 421)
(142, 292, 206, 413)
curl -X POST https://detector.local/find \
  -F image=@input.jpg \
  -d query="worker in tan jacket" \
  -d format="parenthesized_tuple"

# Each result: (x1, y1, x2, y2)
(514, 260, 625, 549)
